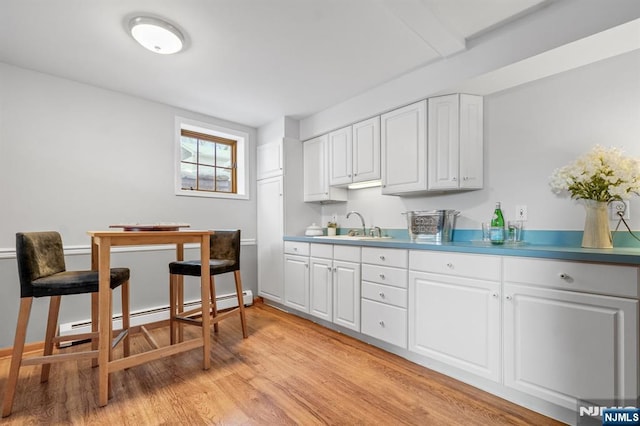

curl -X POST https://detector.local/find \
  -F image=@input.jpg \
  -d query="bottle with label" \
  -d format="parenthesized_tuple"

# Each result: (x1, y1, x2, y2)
(490, 202, 505, 245)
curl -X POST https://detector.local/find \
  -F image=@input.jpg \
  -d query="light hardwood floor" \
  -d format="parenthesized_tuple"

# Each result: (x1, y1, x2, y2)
(0, 302, 561, 425)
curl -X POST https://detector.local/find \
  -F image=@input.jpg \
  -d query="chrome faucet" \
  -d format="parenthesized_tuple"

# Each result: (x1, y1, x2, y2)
(346, 211, 366, 236)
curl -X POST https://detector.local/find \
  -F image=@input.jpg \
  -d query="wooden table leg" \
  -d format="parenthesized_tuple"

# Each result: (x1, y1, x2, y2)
(201, 234, 210, 370)
(97, 237, 111, 406)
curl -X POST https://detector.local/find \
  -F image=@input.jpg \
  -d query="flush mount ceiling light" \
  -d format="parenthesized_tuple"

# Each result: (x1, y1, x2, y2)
(129, 16, 184, 54)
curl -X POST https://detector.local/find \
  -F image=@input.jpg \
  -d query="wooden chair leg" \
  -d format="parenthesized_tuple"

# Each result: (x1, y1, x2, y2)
(2, 297, 33, 418)
(210, 276, 219, 333)
(169, 274, 177, 345)
(40, 295, 61, 383)
(234, 271, 248, 338)
(177, 274, 184, 343)
(91, 292, 99, 368)
(121, 280, 130, 358)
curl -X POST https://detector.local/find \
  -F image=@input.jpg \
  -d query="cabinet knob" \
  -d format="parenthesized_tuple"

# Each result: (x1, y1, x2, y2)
(327, 266, 332, 271)
(378, 320, 385, 327)
(379, 255, 386, 261)
(348, 174, 352, 177)
(452, 177, 457, 181)
(492, 293, 499, 298)
(293, 247, 298, 252)
(379, 292, 385, 298)
(305, 264, 309, 268)
(334, 267, 337, 272)
(379, 274, 385, 280)
(505, 295, 512, 301)
(446, 262, 453, 269)
(559, 273, 570, 280)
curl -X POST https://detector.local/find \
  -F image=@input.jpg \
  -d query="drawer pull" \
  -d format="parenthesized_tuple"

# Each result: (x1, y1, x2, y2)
(379, 274, 386, 280)
(378, 320, 385, 327)
(379, 255, 386, 261)
(378, 292, 385, 299)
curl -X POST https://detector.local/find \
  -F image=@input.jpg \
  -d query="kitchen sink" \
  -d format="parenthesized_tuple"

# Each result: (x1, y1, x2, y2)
(313, 235, 393, 241)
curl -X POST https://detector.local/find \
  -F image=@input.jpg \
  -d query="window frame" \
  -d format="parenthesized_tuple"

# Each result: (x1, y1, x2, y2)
(175, 117, 249, 200)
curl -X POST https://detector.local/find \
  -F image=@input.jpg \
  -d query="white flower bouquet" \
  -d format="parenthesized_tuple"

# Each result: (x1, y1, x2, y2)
(549, 145, 640, 202)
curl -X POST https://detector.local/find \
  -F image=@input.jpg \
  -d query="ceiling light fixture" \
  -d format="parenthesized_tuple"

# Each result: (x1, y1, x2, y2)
(129, 16, 184, 55)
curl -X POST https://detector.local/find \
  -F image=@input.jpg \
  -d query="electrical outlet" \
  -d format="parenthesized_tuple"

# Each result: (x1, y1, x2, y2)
(609, 200, 630, 220)
(515, 205, 528, 221)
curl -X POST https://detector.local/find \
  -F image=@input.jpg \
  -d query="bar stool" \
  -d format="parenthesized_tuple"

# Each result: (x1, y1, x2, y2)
(2, 231, 130, 417)
(168, 229, 248, 343)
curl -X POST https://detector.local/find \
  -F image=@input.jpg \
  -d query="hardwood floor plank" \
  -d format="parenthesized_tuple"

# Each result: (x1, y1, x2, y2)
(0, 303, 562, 425)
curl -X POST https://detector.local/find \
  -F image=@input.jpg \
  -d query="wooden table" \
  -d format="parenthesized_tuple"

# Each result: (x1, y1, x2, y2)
(88, 230, 212, 407)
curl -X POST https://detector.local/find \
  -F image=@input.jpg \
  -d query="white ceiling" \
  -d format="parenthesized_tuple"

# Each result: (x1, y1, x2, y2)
(0, 0, 584, 128)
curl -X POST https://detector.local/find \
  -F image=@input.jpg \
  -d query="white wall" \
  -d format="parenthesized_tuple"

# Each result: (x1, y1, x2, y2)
(320, 51, 640, 233)
(0, 63, 258, 347)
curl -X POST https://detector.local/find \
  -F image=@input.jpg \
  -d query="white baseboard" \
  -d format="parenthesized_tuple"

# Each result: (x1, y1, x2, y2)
(59, 290, 253, 339)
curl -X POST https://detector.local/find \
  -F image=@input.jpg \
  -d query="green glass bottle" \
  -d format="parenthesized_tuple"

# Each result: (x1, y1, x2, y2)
(490, 202, 505, 245)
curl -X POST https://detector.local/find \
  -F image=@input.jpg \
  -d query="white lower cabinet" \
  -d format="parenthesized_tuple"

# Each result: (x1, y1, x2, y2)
(408, 251, 501, 382)
(361, 247, 408, 348)
(283, 242, 310, 313)
(503, 256, 639, 410)
(308, 244, 361, 330)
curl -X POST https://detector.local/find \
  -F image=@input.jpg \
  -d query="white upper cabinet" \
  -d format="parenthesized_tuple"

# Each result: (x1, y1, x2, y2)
(428, 94, 483, 191)
(381, 100, 427, 195)
(256, 140, 283, 180)
(352, 117, 381, 184)
(328, 126, 353, 186)
(329, 117, 381, 187)
(304, 135, 347, 202)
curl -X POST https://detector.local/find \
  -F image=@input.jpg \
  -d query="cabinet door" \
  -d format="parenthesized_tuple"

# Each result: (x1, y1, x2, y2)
(381, 100, 427, 194)
(352, 117, 380, 183)
(333, 260, 361, 331)
(257, 140, 283, 180)
(257, 176, 284, 302)
(303, 135, 347, 202)
(310, 257, 333, 321)
(409, 271, 500, 382)
(503, 283, 638, 409)
(428, 95, 459, 190)
(284, 254, 309, 313)
(329, 126, 353, 186)
(459, 94, 483, 189)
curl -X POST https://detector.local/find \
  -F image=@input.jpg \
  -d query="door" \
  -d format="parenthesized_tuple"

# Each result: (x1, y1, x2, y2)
(459, 94, 483, 189)
(303, 135, 329, 202)
(381, 100, 427, 194)
(257, 140, 283, 180)
(352, 117, 380, 183)
(257, 176, 284, 302)
(310, 257, 333, 321)
(409, 271, 500, 382)
(428, 95, 459, 190)
(328, 126, 352, 186)
(284, 254, 309, 313)
(503, 283, 638, 409)
(333, 260, 361, 331)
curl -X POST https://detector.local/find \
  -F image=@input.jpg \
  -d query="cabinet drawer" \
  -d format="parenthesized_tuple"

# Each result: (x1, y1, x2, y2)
(310, 243, 332, 258)
(362, 282, 407, 308)
(362, 247, 407, 268)
(504, 257, 639, 298)
(284, 241, 309, 256)
(410, 251, 501, 282)
(361, 299, 407, 348)
(362, 264, 407, 288)
(334, 245, 361, 262)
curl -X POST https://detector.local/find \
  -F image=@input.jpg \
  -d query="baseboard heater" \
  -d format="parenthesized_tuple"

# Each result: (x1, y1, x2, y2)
(58, 290, 253, 345)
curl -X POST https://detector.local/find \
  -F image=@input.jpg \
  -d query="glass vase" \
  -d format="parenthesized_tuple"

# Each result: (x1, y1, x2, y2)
(581, 200, 612, 249)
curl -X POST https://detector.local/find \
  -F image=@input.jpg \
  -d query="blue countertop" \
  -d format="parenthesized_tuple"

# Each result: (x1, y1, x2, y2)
(284, 230, 640, 266)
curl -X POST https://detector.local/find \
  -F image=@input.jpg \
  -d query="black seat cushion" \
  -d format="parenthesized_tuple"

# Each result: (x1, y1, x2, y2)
(169, 259, 237, 277)
(30, 268, 130, 298)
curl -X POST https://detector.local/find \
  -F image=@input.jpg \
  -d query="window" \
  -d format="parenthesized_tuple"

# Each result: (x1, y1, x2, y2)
(175, 117, 249, 199)
(180, 130, 237, 193)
